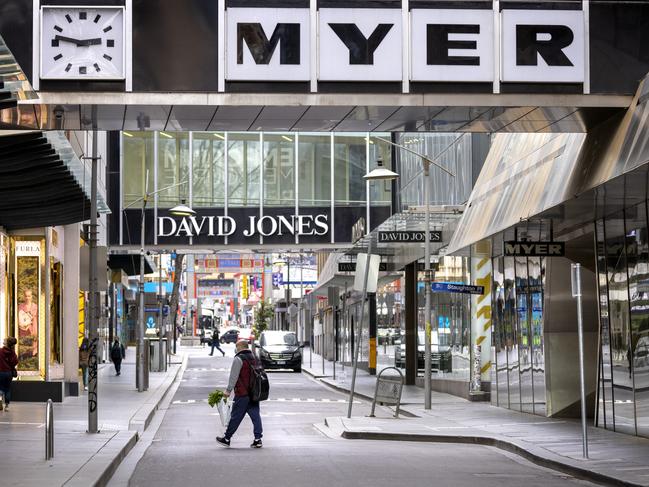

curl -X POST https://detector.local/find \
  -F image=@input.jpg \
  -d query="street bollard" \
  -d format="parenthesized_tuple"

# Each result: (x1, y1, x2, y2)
(45, 399, 54, 460)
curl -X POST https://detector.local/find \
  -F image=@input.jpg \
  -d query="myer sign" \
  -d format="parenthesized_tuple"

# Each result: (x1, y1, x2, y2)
(158, 214, 328, 239)
(227, 8, 585, 84)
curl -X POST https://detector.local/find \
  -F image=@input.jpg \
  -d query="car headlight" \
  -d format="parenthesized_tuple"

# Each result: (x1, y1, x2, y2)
(259, 348, 270, 358)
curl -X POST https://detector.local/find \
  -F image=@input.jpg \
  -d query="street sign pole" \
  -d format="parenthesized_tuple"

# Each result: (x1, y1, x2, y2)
(571, 263, 589, 459)
(424, 162, 432, 410)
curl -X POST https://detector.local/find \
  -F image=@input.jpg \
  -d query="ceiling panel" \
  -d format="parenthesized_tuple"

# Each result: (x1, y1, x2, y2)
(166, 105, 218, 131)
(124, 105, 171, 131)
(80, 105, 126, 131)
(207, 106, 263, 131)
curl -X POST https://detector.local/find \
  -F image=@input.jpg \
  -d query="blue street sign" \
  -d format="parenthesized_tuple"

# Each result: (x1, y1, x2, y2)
(163, 305, 170, 316)
(144, 306, 159, 313)
(432, 282, 485, 295)
(272, 273, 283, 286)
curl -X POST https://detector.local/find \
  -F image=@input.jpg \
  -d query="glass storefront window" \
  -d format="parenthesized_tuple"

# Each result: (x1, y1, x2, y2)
(192, 132, 225, 207)
(122, 132, 154, 207)
(158, 132, 190, 208)
(515, 255, 534, 414)
(228, 133, 260, 207)
(529, 256, 546, 415)
(263, 134, 295, 207)
(504, 255, 521, 411)
(298, 133, 331, 207)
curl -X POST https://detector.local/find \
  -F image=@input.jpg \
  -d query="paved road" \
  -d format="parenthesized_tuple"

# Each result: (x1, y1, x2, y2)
(129, 349, 598, 487)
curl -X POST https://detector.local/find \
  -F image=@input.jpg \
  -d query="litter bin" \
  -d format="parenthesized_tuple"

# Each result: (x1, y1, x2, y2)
(149, 338, 168, 372)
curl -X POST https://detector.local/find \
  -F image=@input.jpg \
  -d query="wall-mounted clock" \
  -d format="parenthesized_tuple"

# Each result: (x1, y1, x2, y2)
(40, 6, 125, 80)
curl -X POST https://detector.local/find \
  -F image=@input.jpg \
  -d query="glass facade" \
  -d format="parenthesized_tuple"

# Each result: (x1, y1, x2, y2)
(491, 237, 547, 416)
(595, 203, 649, 438)
(121, 129, 392, 223)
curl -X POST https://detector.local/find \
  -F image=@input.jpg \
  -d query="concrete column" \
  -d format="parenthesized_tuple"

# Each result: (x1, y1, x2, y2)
(470, 241, 492, 395)
(404, 262, 417, 385)
(63, 224, 80, 387)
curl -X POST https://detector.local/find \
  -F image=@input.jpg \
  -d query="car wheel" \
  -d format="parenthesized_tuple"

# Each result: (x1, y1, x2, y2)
(293, 367, 302, 373)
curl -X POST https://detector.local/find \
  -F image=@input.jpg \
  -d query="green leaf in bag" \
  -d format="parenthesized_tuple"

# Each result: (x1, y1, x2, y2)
(208, 389, 226, 408)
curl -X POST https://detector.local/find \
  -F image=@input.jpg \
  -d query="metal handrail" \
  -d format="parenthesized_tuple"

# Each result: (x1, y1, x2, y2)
(45, 399, 54, 460)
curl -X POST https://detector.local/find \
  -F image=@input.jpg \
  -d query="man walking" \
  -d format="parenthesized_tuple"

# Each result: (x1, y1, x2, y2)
(216, 340, 263, 448)
(110, 337, 125, 376)
(209, 328, 226, 356)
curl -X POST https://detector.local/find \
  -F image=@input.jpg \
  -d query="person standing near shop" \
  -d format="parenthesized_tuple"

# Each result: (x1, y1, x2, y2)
(79, 338, 90, 391)
(0, 337, 19, 411)
(209, 328, 226, 357)
(110, 337, 125, 376)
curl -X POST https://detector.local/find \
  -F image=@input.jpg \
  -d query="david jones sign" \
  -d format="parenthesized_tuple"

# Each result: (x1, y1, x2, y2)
(158, 214, 329, 238)
(228, 8, 585, 83)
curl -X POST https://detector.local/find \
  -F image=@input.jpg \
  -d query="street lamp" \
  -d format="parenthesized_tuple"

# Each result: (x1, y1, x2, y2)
(123, 178, 189, 392)
(374, 135, 456, 411)
(347, 156, 399, 418)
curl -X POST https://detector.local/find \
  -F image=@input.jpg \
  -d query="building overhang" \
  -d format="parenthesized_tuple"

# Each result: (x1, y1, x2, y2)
(8, 92, 631, 133)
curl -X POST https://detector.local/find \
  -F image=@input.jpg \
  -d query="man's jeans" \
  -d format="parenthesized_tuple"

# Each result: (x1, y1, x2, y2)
(0, 371, 12, 405)
(224, 395, 263, 440)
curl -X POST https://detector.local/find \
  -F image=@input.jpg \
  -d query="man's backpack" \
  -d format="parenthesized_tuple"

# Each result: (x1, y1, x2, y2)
(246, 358, 269, 402)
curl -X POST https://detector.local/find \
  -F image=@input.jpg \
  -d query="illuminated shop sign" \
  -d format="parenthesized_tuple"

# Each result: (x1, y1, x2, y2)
(157, 214, 329, 239)
(227, 8, 585, 84)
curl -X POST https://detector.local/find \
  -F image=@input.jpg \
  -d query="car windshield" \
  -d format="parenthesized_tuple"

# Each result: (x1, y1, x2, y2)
(261, 332, 298, 347)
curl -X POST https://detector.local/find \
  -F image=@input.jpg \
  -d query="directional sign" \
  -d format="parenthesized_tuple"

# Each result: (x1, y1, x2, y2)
(146, 316, 156, 328)
(432, 282, 485, 295)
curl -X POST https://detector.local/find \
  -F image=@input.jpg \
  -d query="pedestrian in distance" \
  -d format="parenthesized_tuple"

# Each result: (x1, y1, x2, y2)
(110, 337, 125, 376)
(216, 340, 264, 448)
(0, 337, 19, 411)
(209, 328, 226, 357)
(79, 338, 90, 390)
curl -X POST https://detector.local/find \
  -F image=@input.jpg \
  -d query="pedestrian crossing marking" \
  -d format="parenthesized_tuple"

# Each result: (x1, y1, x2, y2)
(186, 367, 229, 372)
(172, 398, 360, 405)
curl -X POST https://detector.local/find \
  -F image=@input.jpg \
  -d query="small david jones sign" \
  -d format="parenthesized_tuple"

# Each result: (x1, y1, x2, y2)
(378, 231, 442, 243)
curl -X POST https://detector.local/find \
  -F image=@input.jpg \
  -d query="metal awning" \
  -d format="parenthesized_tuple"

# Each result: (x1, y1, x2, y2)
(447, 72, 649, 253)
(0, 131, 108, 230)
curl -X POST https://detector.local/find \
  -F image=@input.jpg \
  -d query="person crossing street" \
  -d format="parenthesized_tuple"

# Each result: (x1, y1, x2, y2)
(216, 340, 263, 448)
(209, 328, 226, 357)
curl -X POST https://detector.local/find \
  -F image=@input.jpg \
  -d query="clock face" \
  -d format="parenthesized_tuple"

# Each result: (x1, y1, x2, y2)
(41, 6, 125, 80)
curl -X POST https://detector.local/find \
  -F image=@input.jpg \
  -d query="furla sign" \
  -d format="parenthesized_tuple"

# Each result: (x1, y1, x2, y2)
(158, 214, 329, 239)
(226, 7, 585, 84)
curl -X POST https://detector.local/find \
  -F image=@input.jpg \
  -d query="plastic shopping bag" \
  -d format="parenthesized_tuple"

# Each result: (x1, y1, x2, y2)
(216, 397, 232, 427)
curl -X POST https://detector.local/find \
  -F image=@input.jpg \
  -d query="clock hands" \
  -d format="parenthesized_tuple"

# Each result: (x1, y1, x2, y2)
(55, 35, 102, 47)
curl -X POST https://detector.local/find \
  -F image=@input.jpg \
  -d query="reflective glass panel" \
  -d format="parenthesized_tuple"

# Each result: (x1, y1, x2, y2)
(298, 133, 331, 207)
(368, 134, 392, 205)
(158, 132, 190, 208)
(596, 219, 615, 430)
(605, 211, 635, 434)
(192, 132, 225, 207)
(334, 134, 366, 205)
(625, 203, 649, 437)
(504, 256, 521, 411)
(263, 134, 295, 207)
(516, 256, 534, 414)
(493, 256, 509, 408)
(122, 132, 154, 207)
(529, 257, 546, 415)
(228, 133, 260, 207)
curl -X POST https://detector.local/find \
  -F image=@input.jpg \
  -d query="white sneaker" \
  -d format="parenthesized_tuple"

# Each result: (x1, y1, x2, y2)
(0, 397, 4, 411)
(3, 404, 8, 411)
